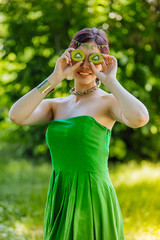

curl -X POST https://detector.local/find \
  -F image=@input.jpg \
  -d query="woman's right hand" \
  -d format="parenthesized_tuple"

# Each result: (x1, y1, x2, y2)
(53, 48, 82, 81)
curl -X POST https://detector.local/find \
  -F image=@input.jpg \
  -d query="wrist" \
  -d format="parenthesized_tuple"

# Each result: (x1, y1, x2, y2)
(36, 72, 62, 95)
(47, 72, 63, 88)
(103, 77, 118, 91)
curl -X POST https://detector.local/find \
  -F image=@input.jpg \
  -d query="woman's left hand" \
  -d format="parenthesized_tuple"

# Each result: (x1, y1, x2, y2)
(90, 54, 118, 86)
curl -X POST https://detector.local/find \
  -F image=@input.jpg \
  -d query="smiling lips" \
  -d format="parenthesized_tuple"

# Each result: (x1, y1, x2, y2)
(78, 72, 92, 77)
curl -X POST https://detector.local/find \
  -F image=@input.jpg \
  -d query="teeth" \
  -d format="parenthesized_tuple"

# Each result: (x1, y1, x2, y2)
(79, 72, 90, 75)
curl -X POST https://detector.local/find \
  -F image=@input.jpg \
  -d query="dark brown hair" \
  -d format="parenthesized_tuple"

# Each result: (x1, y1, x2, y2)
(69, 27, 109, 54)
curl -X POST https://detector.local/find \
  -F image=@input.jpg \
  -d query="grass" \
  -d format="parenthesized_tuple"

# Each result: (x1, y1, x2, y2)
(0, 158, 160, 240)
(109, 160, 160, 240)
(0, 159, 52, 240)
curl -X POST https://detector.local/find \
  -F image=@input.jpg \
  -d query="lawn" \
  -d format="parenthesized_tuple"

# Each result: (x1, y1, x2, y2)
(0, 158, 160, 240)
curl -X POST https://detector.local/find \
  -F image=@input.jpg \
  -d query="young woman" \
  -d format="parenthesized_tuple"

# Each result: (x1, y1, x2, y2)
(9, 27, 149, 240)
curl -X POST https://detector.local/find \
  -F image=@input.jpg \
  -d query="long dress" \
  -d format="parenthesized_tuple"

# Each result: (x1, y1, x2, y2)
(43, 115, 125, 240)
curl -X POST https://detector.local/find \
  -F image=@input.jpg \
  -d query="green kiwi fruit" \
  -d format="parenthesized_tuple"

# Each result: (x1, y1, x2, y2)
(89, 53, 103, 64)
(71, 49, 85, 62)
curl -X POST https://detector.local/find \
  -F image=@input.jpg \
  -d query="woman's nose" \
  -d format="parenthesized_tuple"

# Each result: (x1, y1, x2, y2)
(81, 58, 90, 68)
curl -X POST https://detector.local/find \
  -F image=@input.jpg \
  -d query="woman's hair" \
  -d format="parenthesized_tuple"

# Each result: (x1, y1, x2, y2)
(69, 27, 109, 54)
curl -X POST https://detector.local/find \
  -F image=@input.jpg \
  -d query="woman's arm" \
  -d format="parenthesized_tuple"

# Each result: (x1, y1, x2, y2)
(9, 47, 82, 126)
(106, 80, 149, 128)
(9, 72, 60, 125)
(90, 55, 149, 128)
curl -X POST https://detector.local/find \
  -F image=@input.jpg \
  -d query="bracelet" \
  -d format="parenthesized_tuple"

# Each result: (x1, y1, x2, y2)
(46, 88, 55, 96)
(37, 79, 51, 94)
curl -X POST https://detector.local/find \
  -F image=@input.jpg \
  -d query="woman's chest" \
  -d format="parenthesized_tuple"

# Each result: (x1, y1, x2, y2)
(52, 95, 115, 130)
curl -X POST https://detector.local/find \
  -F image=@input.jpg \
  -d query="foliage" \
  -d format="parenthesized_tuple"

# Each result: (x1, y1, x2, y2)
(0, 158, 160, 239)
(0, 0, 160, 161)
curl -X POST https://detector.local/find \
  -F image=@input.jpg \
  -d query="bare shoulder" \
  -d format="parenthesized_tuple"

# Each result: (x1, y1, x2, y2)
(93, 90, 117, 129)
(102, 92, 124, 123)
(100, 90, 115, 108)
(99, 91, 116, 117)
(101, 92, 118, 107)
(49, 95, 70, 102)
(101, 91, 115, 101)
(48, 95, 71, 106)
(48, 95, 71, 112)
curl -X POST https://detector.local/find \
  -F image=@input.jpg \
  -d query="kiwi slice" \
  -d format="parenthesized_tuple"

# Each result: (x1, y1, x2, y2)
(89, 53, 103, 64)
(71, 49, 85, 62)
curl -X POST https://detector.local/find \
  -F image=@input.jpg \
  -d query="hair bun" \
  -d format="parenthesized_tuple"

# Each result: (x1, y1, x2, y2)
(92, 27, 98, 35)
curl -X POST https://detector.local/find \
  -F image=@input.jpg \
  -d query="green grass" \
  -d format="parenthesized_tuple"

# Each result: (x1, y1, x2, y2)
(109, 160, 160, 240)
(0, 159, 160, 240)
(0, 159, 52, 240)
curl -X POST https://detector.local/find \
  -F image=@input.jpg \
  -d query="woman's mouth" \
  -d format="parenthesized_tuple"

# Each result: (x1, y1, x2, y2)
(78, 72, 92, 77)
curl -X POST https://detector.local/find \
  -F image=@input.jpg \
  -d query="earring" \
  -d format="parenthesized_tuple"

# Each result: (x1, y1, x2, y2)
(95, 78, 101, 87)
(66, 75, 74, 80)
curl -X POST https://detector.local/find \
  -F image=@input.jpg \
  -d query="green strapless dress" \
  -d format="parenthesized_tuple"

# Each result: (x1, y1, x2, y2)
(43, 115, 125, 240)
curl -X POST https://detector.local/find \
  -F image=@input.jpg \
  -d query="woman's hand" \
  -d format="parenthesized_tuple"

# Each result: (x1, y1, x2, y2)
(90, 54, 118, 87)
(53, 48, 83, 81)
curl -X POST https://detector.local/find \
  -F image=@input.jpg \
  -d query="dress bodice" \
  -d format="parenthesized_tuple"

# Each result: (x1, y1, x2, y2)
(46, 115, 111, 174)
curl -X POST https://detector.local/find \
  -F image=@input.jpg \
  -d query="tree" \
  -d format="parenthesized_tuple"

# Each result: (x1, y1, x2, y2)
(0, 0, 159, 161)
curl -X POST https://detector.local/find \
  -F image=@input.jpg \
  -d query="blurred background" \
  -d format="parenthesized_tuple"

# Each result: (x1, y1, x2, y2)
(0, 0, 160, 239)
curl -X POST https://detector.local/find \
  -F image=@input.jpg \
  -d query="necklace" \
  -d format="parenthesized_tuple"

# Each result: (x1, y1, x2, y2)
(70, 79, 101, 96)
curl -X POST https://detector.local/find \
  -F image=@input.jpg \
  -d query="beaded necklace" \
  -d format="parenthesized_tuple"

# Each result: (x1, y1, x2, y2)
(70, 79, 101, 96)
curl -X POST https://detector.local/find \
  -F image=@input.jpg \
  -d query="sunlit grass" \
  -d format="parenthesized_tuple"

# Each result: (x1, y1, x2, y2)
(110, 160, 160, 186)
(109, 160, 160, 240)
(0, 159, 160, 239)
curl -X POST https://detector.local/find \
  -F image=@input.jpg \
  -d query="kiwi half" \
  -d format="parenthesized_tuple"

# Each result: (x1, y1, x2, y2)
(89, 53, 103, 64)
(71, 49, 85, 62)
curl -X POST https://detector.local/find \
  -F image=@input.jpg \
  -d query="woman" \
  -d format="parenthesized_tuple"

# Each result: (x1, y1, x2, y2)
(9, 27, 149, 240)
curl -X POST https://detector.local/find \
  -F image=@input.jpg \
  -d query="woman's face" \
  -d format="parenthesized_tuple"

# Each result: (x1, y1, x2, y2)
(72, 41, 103, 82)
